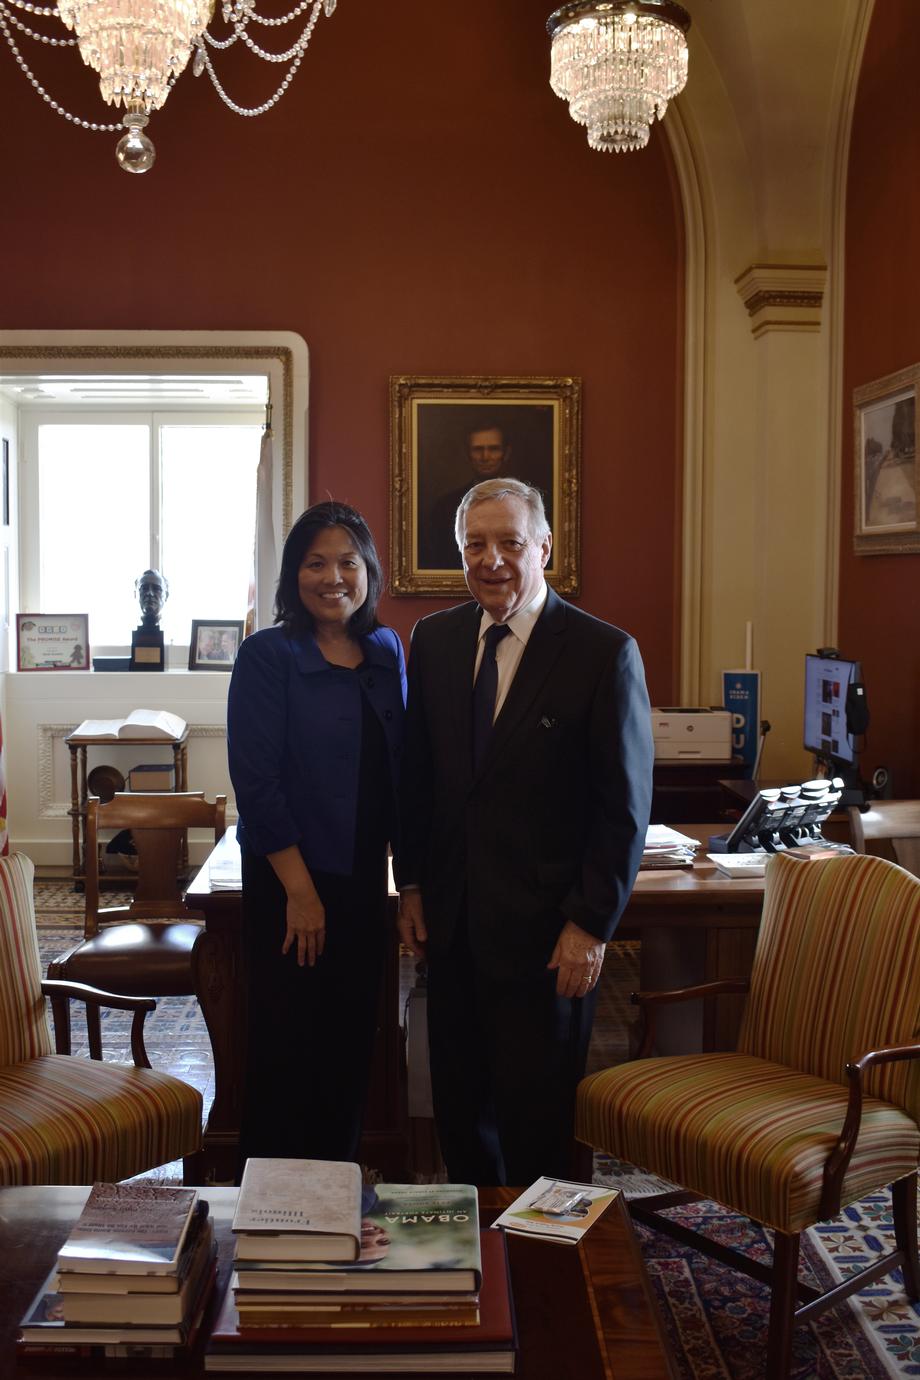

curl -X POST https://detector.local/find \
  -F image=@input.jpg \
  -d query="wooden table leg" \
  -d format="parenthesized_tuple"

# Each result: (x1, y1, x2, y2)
(191, 925, 247, 1184)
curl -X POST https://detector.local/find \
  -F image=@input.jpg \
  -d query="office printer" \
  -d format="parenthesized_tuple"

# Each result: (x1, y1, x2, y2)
(652, 707, 732, 761)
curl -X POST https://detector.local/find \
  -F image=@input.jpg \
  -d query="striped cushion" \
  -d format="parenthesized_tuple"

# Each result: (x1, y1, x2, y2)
(578, 1054, 920, 1233)
(0, 1055, 203, 1185)
(739, 854, 920, 1121)
(0, 854, 52, 1065)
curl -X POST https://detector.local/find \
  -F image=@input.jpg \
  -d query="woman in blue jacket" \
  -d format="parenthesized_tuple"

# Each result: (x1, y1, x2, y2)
(227, 501, 406, 1169)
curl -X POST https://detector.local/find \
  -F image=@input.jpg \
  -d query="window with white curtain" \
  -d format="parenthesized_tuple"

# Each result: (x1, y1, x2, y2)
(20, 410, 263, 652)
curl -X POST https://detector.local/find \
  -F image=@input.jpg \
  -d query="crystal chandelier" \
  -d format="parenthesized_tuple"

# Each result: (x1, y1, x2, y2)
(547, 0, 690, 153)
(0, 0, 338, 172)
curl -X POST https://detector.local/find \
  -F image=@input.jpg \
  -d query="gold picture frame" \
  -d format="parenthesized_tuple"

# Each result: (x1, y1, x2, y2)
(389, 374, 581, 596)
(853, 365, 920, 555)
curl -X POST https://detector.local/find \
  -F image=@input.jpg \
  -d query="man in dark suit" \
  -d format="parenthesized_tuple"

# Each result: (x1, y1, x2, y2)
(397, 478, 653, 1185)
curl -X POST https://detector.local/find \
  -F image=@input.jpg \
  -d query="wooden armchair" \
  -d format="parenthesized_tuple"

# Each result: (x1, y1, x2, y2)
(48, 792, 226, 1058)
(849, 799, 920, 877)
(575, 852, 920, 1378)
(0, 852, 202, 1184)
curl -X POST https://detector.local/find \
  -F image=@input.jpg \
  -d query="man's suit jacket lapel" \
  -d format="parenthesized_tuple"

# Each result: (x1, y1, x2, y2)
(475, 587, 568, 778)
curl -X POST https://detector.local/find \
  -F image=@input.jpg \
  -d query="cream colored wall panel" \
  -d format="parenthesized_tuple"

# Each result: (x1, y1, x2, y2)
(5, 670, 235, 867)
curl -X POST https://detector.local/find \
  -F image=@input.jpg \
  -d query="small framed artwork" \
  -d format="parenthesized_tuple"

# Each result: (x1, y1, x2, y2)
(389, 374, 581, 596)
(17, 613, 90, 671)
(189, 620, 244, 670)
(853, 365, 920, 555)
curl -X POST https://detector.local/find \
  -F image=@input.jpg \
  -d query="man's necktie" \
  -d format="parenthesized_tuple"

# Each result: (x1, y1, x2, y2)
(472, 623, 511, 772)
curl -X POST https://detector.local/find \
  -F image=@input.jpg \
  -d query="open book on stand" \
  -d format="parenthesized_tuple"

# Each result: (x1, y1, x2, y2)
(71, 708, 187, 740)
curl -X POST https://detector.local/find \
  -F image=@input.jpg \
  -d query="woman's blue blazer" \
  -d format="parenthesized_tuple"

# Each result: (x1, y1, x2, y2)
(227, 624, 406, 875)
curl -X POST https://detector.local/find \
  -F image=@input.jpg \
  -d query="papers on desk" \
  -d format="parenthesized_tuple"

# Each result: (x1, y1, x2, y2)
(208, 856, 242, 890)
(640, 825, 700, 870)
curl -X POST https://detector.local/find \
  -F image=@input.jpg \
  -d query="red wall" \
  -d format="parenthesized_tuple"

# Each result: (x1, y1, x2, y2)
(841, 0, 920, 795)
(1, 0, 683, 700)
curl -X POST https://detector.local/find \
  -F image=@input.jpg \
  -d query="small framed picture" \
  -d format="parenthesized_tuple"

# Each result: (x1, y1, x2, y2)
(188, 620, 244, 670)
(17, 614, 90, 671)
(389, 374, 581, 596)
(853, 366, 920, 555)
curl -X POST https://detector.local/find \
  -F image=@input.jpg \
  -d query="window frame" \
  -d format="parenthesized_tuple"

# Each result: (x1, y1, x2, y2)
(19, 406, 264, 658)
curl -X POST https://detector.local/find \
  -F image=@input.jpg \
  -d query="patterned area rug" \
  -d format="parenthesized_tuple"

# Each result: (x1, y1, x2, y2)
(33, 881, 920, 1377)
(593, 1161, 920, 1377)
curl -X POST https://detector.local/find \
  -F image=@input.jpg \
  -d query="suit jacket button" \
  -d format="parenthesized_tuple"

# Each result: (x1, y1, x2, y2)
(384, 709, 393, 721)
(366, 676, 376, 689)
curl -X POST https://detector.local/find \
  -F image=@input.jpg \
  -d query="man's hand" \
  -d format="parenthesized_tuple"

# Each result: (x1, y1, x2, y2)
(282, 890, 326, 968)
(547, 919, 606, 999)
(397, 889, 428, 958)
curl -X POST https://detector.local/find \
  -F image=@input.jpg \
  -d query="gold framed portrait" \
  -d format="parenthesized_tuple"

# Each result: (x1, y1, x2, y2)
(389, 374, 581, 596)
(853, 365, 920, 555)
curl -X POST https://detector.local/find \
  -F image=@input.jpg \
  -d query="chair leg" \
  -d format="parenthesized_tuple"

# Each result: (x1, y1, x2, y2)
(766, 1230, 799, 1380)
(893, 1173, 920, 1300)
(86, 1002, 103, 1061)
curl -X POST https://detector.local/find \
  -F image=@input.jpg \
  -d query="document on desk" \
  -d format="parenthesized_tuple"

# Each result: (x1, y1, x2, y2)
(208, 857, 243, 890)
(641, 825, 700, 869)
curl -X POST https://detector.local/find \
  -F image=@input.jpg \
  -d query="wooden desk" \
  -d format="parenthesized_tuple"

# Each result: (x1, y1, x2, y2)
(627, 823, 764, 1053)
(0, 1185, 676, 1380)
(187, 834, 406, 1184)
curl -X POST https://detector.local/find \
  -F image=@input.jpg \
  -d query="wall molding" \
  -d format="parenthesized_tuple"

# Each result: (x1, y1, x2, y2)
(735, 263, 827, 337)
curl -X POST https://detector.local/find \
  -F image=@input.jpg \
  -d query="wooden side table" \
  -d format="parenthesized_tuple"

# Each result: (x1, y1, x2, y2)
(64, 728, 190, 887)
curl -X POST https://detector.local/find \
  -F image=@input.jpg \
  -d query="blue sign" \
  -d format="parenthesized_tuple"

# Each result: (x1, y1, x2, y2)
(722, 670, 761, 777)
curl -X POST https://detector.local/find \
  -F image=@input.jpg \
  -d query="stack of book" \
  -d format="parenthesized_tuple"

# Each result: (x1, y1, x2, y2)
(205, 1159, 515, 1373)
(18, 1182, 216, 1363)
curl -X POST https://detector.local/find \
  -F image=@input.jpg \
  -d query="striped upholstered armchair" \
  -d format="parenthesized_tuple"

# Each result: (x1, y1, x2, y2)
(576, 852, 920, 1378)
(0, 852, 203, 1185)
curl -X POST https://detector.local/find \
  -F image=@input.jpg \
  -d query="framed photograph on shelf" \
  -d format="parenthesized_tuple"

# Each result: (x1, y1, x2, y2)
(188, 620, 244, 670)
(17, 613, 90, 671)
(853, 365, 920, 555)
(389, 374, 581, 596)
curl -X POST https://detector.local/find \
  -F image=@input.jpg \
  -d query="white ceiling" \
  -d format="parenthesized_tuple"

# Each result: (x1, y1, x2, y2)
(0, 373, 270, 408)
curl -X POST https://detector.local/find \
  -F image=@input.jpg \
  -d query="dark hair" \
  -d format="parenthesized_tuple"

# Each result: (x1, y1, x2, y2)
(274, 501, 383, 638)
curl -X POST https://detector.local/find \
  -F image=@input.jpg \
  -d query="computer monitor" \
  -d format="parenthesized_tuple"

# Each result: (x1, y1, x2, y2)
(803, 653, 862, 768)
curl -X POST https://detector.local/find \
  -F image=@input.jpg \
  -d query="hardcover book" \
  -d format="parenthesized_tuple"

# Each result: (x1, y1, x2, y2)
(59, 1223, 214, 1325)
(56, 1183, 199, 1275)
(490, 1177, 619, 1244)
(205, 1228, 514, 1373)
(71, 709, 187, 741)
(235, 1183, 482, 1290)
(19, 1258, 216, 1347)
(233, 1159, 363, 1262)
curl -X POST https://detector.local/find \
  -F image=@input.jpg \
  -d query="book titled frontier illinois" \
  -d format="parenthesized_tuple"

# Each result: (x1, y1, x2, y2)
(235, 1184, 482, 1292)
(56, 1183, 198, 1275)
(233, 1159, 363, 1262)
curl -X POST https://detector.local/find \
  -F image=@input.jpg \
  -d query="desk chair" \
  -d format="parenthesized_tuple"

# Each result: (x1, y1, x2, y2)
(576, 852, 920, 1378)
(0, 852, 202, 1184)
(849, 800, 920, 877)
(48, 792, 226, 1059)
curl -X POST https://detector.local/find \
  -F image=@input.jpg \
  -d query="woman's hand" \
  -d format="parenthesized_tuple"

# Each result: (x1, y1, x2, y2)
(266, 845, 325, 967)
(282, 889, 326, 968)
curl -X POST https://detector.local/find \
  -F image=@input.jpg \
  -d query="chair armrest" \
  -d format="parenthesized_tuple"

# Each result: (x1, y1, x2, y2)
(631, 980, 750, 1057)
(632, 979, 751, 1007)
(41, 980, 155, 1070)
(820, 1041, 920, 1218)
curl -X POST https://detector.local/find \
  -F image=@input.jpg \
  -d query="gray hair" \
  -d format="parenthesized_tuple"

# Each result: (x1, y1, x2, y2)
(454, 477, 551, 549)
